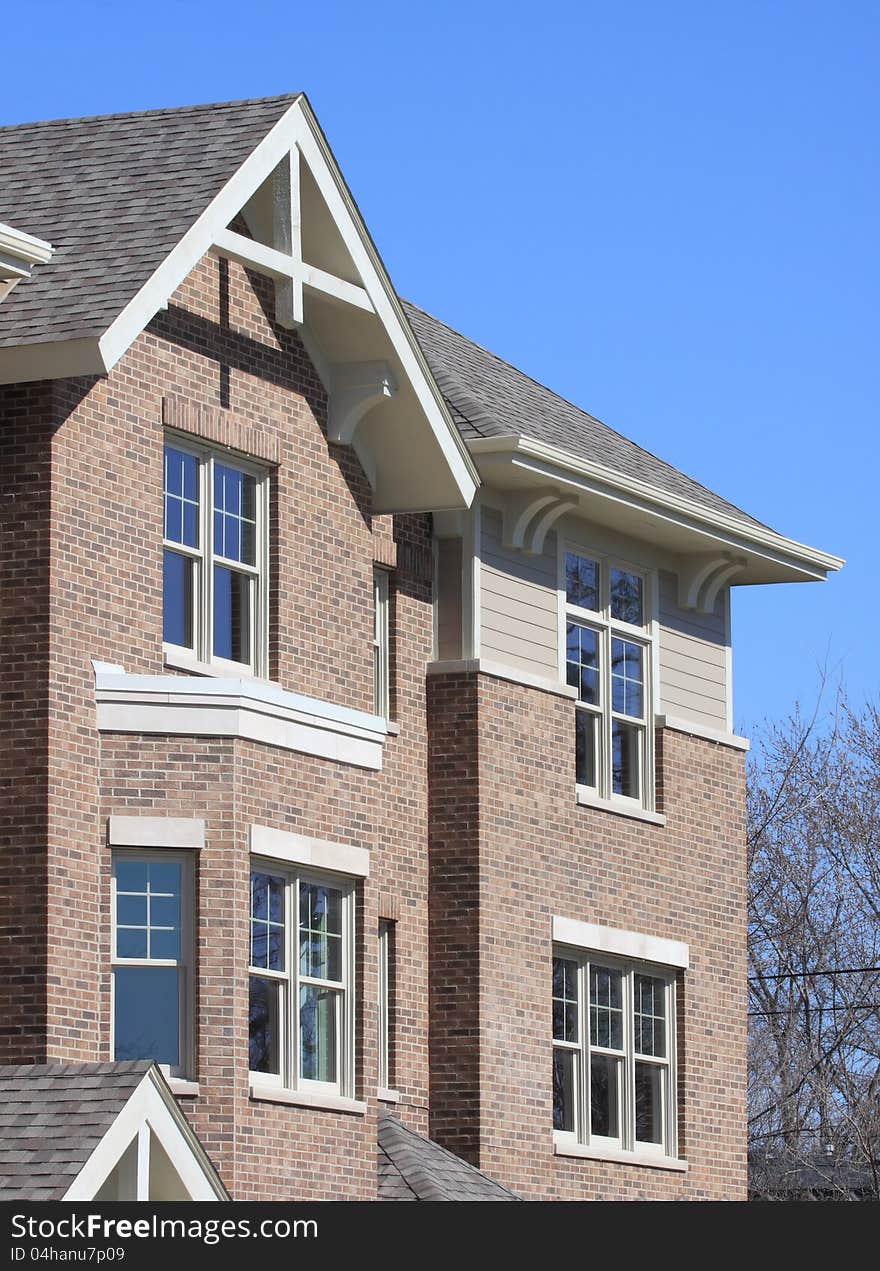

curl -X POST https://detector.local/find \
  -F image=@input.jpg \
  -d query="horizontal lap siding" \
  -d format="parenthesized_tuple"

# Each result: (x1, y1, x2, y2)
(658, 570, 728, 730)
(480, 508, 558, 678)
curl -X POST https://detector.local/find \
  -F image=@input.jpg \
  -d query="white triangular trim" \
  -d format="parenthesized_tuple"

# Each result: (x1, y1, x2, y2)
(96, 95, 477, 503)
(62, 1067, 226, 1200)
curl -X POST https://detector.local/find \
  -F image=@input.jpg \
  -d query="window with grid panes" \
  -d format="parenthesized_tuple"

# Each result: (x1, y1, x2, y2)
(564, 550, 654, 807)
(552, 950, 676, 1156)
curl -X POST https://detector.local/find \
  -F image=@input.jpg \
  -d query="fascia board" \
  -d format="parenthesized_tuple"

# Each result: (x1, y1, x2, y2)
(468, 434, 844, 580)
(0, 221, 54, 266)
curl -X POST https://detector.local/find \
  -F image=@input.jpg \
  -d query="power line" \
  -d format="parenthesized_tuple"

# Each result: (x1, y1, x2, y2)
(749, 965, 880, 982)
(750, 1002, 880, 1017)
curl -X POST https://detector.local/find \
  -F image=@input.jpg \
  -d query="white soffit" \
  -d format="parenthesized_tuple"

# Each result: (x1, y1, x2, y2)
(470, 435, 843, 587)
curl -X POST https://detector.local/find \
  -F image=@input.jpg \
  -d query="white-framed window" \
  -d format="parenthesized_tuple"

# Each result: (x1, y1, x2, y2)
(163, 436, 269, 676)
(111, 851, 193, 1079)
(377, 919, 393, 1091)
(373, 568, 390, 720)
(248, 863, 355, 1097)
(552, 949, 677, 1157)
(563, 548, 655, 808)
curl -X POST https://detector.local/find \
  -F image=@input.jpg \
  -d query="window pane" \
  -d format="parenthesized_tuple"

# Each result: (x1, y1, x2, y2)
(299, 883, 343, 981)
(115, 860, 147, 893)
(162, 550, 194, 649)
(635, 974, 667, 1057)
(117, 894, 146, 928)
(250, 873, 285, 971)
(565, 552, 599, 611)
(612, 720, 642, 799)
(163, 447, 199, 548)
(249, 976, 281, 1075)
(300, 984, 338, 1083)
(610, 568, 643, 625)
(590, 1054, 620, 1139)
(589, 965, 624, 1050)
(635, 1061, 664, 1144)
(552, 957, 579, 1042)
(553, 1047, 577, 1132)
(113, 966, 179, 1066)
(213, 565, 251, 664)
(611, 638, 643, 718)
(575, 709, 597, 788)
(566, 622, 599, 706)
(116, 928, 148, 959)
(214, 463, 257, 566)
(114, 859, 181, 962)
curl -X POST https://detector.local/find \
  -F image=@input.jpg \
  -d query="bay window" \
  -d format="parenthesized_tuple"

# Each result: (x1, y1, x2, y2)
(163, 438, 268, 676)
(249, 865, 355, 1097)
(564, 549, 654, 808)
(552, 949, 677, 1158)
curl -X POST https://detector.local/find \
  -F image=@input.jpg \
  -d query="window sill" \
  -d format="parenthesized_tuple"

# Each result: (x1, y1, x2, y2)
(575, 788, 666, 826)
(386, 721, 401, 737)
(163, 647, 267, 684)
(377, 1087, 401, 1103)
(167, 1078, 200, 1097)
(553, 1134, 687, 1172)
(249, 1084, 367, 1116)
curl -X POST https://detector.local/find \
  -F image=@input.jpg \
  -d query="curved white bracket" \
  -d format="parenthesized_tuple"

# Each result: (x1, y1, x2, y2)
(501, 488, 576, 555)
(327, 361, 398, 445)
(678, 553, 747, 614)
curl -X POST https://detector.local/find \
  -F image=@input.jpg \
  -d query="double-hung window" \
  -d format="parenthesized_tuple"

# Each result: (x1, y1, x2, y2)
(249, 866, 355, 1097)
(373, 569, 390, 720)
(111, 853, 192, 1079)
(564, 550, 654, 807)
(377, 919, 394, 1093)
(163, 439, 269, 676)
(553, 950, 676, 1158)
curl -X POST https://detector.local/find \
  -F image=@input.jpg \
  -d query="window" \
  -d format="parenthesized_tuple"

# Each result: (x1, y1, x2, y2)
(564, 549, 654, 807)
(378, 920, 394, 1092)
(111, 853, 192, 1078)
(163, 439, 269, 675)
(373, 569, 390, 719)
(552, 950, 676, 1157)
(248, 865, 355, 1096)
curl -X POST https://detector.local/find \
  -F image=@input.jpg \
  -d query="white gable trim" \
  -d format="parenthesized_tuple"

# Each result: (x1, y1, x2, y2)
(63, 1068, 226, 1200)
(94, 95, 476, 506)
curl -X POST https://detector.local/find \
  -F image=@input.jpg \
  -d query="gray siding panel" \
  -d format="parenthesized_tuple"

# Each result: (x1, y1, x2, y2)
(479, 508, 558, 678)
(658, 569, 729, 729)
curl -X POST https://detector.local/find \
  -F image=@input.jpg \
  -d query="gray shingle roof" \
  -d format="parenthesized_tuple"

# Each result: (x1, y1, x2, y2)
(0, 94, 299, 349)
(377, 1112, 520, 1201)
(403, 299, 771, 534)
(0, 1061, 152, 1201)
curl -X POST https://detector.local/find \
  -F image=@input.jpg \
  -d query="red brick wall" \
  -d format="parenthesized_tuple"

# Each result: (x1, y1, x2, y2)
(427, 668, 748, 1200)
(2, 249, 433, 1198)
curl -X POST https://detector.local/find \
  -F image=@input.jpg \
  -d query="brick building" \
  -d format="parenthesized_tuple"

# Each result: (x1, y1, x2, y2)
(0, 94, 841, 1201)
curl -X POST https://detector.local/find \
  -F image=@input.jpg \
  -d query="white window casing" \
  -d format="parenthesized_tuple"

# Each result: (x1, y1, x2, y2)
(373, 568, 391, 721)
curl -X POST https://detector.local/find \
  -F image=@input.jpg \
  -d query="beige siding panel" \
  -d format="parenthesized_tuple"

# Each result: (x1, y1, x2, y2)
(658, 569, 728, 730)
(479, 508, 559, 678)
(436, 538, 462, 660)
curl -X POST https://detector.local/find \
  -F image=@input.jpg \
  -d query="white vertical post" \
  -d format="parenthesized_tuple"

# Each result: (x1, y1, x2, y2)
(135, 1122, 151, 1201)
(272, 148, 303, 327)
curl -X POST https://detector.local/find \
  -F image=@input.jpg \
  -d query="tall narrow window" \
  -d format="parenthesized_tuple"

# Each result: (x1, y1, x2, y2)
(373, 569, 390, 719)
(564, 550, 653, 808)
(378, 920, 394, 1092)
(163, 439, 268, 676)
(112, 853, 191, 1078)
(248, 865, 354, 1096)
(552, 949, 676, 1157)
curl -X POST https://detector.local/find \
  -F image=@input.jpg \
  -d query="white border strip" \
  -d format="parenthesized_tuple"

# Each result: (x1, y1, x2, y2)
(250, 824, 369, 878)
(656, 713, 749, 752)
(553, 915, 689, 970)
(108, 816, 205, 850)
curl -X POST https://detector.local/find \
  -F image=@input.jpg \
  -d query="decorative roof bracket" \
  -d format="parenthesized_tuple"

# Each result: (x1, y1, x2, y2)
(327, 361, 398, 445)
(678, 553, 747, 614)
(501, 488, 577, 555)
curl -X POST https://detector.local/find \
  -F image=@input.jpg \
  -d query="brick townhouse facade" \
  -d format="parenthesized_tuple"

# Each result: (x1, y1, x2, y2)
(0, 94, 841, 1202)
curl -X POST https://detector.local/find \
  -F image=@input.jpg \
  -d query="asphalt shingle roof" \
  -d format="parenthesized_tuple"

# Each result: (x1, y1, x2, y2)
(403, 299, 770, 534)
(0, 94, 299, 349)
(0, 1061, 152, 1201)
(377, 1112, 520, 1201)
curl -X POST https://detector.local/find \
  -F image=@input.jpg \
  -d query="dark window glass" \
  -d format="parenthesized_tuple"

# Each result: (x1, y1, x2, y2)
(552, 957, 579, 1042)
(565, 553, 599, 611)
(113, 966, 179, 1066)
(611, 638, 643, 718)
(553, 1048, 576, 1132)
(590, 965, 624, 1049)
(163, 550, 194, 649)
(610, 568, 643, 626)
(612, 720, 641, 799)
(575, 709, 597, 788)
(250, 872, 285, 971)
(213, 565, 251, 663)
(249, 976, 281, 1075)
(635, 1061, 663, 1143)
(300, 985, 337, 1082)
(590, 1054, 620, 1139)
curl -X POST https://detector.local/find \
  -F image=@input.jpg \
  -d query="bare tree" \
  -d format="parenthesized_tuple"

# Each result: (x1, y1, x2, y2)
(747, 685, 880, 1199)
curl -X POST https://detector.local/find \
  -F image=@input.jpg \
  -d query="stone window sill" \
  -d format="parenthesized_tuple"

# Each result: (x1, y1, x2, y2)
(167, 1078, 200, 1097)
(553, 1134, 687, 1172)
(249, 1084, 367, 1116)
(377, 1087, 401, 1103)
(575, 788, 666, 826)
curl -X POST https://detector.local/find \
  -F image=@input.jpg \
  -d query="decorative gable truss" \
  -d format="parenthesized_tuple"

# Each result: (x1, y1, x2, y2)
(95, 96, 477, 514)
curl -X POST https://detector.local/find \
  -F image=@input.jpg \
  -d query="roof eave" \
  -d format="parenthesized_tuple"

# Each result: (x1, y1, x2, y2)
(468, 433, 844, 585)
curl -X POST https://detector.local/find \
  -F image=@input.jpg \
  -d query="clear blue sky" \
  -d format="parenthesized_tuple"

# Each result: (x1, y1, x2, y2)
(5, 1, 875, 733)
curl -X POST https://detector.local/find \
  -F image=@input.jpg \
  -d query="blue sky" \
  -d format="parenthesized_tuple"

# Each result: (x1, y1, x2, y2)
(5, 1, 875, 733)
